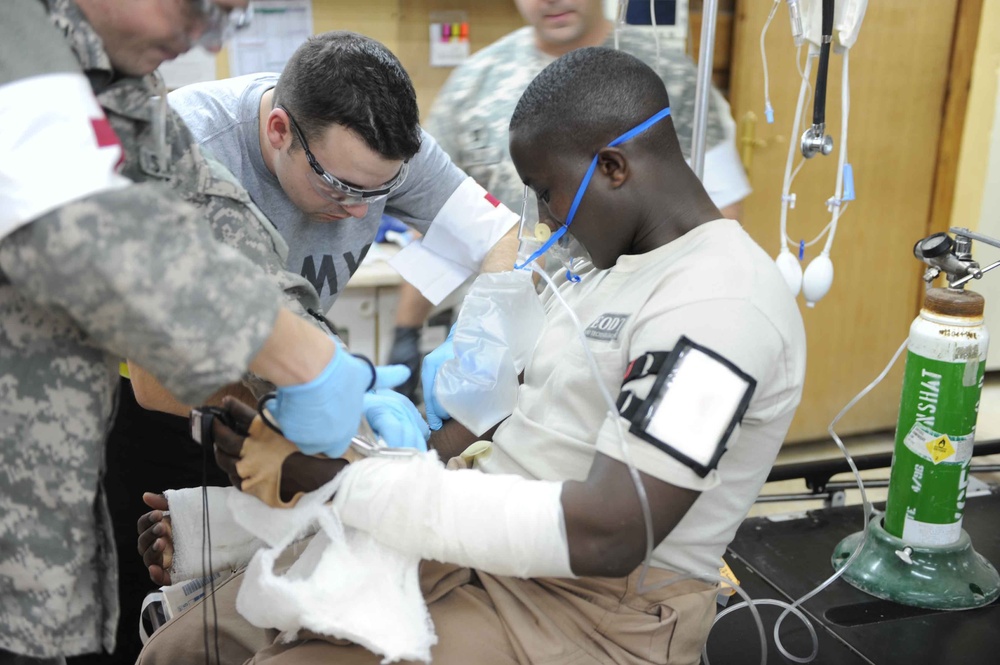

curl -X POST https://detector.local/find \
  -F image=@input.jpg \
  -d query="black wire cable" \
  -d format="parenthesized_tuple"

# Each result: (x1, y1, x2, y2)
(201, 460, 209, 664)
(201, 421, 221, 665)
(812, 0, 835, 126)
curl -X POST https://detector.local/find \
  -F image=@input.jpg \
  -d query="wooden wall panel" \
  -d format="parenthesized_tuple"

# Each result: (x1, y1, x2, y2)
(311, 0, 401, 50)
(394, 1, 526, 120)
(730, 0, 961, 441)
(928, 0, 985, 238)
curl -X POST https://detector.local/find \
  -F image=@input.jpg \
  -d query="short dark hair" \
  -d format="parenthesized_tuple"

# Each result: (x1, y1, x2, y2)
(274, 31, 422, 160)
(509, 47, 677, 158)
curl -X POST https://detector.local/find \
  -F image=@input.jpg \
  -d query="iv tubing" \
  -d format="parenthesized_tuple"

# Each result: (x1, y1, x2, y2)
(760, 0, 781, 123)
(779, 47, 814, 250)
(822, 49, 850, 255)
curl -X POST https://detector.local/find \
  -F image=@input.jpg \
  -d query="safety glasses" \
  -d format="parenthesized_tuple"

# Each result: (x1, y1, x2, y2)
(280, 106, 409, 206)
(191, 0, 254, 52)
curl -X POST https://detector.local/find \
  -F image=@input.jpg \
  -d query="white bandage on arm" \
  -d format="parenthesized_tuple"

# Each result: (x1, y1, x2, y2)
(164, 486, 264, 581)
(333, 455, 576, 579)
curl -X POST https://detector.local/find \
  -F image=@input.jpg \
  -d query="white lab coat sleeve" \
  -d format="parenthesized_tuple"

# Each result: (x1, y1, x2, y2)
(390, 177, 518, 305)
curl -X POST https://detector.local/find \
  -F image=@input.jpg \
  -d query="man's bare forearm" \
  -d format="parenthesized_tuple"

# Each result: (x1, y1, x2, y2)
(480, 225, 519, 273)
(428, 418, 503, 461)
(129, 361, 257, 417)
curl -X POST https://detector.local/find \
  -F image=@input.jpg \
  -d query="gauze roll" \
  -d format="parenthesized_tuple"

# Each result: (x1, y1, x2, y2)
(333, 453, 575, 579)
(164, 486, 264, 581)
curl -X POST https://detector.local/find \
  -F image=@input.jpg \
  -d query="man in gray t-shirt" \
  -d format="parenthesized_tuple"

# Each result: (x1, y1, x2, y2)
(170, 32, 516, 318)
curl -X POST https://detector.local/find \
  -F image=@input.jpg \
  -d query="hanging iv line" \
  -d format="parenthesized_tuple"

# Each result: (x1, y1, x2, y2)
(769, 0, 864, 306)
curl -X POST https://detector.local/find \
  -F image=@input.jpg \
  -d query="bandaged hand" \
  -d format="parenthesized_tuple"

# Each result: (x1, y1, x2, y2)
(137, 492, 173, 586)
(364, 389, 429, 450)
(212, 397, 348, 508)
(420, 326, 455, 430)
(266, 337, 412, 457)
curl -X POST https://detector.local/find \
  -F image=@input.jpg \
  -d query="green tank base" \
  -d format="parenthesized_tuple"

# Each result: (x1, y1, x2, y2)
(832, 517, 1000, 610)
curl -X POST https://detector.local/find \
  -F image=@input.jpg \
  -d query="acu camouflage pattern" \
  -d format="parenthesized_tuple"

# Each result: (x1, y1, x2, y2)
(425, 26, 728, 219)
(0, 0, 324, 657)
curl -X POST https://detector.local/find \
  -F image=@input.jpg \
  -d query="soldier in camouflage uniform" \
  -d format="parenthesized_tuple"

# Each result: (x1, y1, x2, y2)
(46, 0, 323, 327)
(1, 2, 411, 662)
(424, 0, 750, 223)
(39, 3, 338, 664)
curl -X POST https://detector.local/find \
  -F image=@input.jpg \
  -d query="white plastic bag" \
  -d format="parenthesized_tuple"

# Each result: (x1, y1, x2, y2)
(436, 271, 545, 435)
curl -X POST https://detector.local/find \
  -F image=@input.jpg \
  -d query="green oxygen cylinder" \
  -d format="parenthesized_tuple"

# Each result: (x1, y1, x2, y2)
(883, 288, 987, 545)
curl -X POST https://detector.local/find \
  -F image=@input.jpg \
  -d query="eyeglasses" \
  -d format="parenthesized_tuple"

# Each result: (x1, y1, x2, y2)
(279, 106, 409, 206)
(190, 0, 254, 52)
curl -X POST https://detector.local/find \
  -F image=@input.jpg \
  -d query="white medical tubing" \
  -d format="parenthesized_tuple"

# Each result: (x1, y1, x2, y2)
(760, 0, 781, 123)
(779, 46, 814, 250)
(529, 266, 653, 545)
(822, 49, 850, 256)
(704, 599, 818, 665)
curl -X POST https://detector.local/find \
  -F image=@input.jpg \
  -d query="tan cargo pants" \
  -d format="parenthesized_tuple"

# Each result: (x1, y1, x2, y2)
(137, 542, 717, 665)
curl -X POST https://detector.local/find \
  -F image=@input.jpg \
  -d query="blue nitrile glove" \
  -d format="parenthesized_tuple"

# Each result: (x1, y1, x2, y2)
(266, 339, 411, 457)
(363, 389, 429, 451)
(375, 215, 410, 243)
(420, 325, 456, 430)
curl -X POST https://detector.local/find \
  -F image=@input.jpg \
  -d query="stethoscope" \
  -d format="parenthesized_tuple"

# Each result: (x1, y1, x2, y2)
(768, 0, 862, 307)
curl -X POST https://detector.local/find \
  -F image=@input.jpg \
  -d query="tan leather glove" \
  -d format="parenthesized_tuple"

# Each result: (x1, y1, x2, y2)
(211, 398, 352, 508)
(235, 413, 308, 508)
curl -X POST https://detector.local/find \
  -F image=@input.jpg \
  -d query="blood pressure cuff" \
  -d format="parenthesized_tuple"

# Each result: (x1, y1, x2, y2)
(616, 337, 756, 478)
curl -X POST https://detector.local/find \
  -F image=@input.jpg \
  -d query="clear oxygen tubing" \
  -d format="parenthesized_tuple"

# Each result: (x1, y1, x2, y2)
(778, 45, 815, 252)
(820, 48, 850, 257)
(527, 263, 772, 665)
(760, 0, 781, 124)
(706, 599, 819, 665)
(767, 336, 909, 662)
